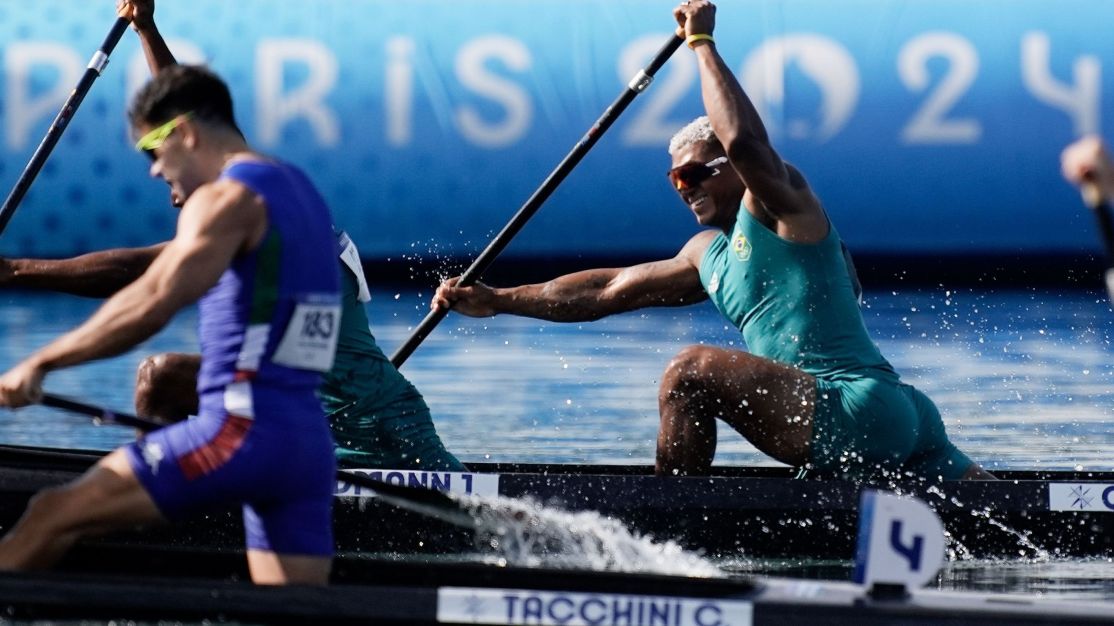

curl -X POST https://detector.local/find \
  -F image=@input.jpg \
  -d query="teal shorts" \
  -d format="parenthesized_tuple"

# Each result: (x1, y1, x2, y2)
(811, 376, 972, 481)
(329, 395, 466, 472)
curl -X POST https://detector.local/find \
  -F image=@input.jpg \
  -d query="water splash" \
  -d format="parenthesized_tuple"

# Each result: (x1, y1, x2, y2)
(943, 527, 975, 561)
(973, 508, 1052, 561)
(887, 483, 1051, 562)
(459, 494, 724, 578)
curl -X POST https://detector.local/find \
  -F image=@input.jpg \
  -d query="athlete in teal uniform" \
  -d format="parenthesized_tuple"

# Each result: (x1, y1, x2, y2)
(699, 207, 970, 478)
(320, 234, 464, 470)
(434, 0, 991, 481)
(0, 0, 463, 472)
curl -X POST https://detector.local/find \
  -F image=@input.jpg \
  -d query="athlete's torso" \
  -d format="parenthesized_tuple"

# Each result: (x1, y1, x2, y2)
(196, 159, 341, 419)
(698, 206, 897, 380)
(318, 233, 423, 417)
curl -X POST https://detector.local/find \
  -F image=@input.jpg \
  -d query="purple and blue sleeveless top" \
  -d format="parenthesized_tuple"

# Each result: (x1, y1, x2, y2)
(196, 159, 341, 422)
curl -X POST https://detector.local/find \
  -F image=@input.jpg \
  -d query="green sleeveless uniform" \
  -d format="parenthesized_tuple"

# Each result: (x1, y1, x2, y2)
(698, 207, 971, 480)
(317, 233, 465, 471)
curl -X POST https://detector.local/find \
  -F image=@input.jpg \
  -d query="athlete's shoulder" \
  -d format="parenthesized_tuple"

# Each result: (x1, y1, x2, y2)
(177, 180, 267, 243)
(189, 178, 263, 213)
(689, 229, 721, 246)
(683, 229, 722, 254)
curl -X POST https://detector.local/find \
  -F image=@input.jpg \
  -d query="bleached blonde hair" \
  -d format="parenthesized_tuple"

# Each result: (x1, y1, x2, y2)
(668, 116, 721, 156)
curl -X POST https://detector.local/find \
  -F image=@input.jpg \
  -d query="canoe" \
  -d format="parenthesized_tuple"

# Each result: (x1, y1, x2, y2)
(0, 443, 1110, 560)
(0, 541, 1106, 625)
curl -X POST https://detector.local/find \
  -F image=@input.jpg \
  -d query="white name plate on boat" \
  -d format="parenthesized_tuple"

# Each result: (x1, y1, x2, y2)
(436, 587, 753, 626)
(336, 469, 500, 498)
(852, 490, 944, 589)
(1048, 483, 1114, 512)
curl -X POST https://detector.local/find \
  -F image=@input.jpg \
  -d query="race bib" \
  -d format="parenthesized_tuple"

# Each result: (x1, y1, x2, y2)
(272, 296, 341, 372)
(337, 231, 371, 303)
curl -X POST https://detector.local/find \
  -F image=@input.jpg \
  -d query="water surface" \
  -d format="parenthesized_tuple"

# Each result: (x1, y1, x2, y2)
(0, 287, 1111, 598)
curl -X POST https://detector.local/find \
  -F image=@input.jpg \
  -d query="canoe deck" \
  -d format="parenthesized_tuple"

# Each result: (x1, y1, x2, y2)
(0, 443, 1111, 560)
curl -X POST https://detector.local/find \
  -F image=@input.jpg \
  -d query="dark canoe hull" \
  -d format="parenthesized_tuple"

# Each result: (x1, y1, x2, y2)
(1, 544, 1109, 625)
(0, 443, 1112, 559)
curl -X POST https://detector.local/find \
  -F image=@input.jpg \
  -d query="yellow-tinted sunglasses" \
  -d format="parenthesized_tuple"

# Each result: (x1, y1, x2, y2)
(134, 112, 192, 157)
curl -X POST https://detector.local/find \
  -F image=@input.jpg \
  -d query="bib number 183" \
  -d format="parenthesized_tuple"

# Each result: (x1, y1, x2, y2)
(273, 301, 341, 372)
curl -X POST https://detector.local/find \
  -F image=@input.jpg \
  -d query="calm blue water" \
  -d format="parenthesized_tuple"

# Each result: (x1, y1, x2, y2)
(0, 286, 1112, 598)
(8, 286, 1109, 470)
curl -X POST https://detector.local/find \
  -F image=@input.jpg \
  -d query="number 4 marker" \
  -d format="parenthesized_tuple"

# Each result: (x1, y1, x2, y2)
(853, 490, 945, 591)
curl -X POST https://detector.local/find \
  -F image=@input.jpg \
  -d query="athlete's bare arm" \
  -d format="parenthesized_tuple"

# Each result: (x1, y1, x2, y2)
(434, 231, 715, 322)
(675, 1, 825, 240)
(0, 181, 266, 407)
(0, 244, 167, 298)
(117, 0, 177, 73)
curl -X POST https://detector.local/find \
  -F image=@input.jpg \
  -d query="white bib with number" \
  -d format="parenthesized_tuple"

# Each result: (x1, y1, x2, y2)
(272, 297, 341, 372)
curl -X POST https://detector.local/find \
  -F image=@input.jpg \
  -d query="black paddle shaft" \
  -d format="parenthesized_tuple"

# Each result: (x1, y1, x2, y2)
(0, 17, 131, 237)
(389, 34, 686, 368)
(41, 392, 162, 431)
(1081, 183, 1114, 306)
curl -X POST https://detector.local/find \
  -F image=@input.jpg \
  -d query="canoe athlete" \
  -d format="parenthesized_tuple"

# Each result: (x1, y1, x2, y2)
(434, 0, 994, 482)
(0, 65, 339, 584)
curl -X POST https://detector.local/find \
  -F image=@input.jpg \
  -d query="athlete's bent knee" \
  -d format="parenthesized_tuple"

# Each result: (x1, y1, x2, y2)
(662, 346, 719, 390)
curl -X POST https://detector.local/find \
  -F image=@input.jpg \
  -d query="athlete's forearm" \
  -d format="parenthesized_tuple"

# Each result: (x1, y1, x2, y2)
(135, 24, 177, 75)
(694, 44, 772, 161)
(493, 269, 627, 322)
(0, 245, 164, 298)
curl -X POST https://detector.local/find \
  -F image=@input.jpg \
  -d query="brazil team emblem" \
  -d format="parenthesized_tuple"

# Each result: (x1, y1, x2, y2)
(732, 233, 752, 261)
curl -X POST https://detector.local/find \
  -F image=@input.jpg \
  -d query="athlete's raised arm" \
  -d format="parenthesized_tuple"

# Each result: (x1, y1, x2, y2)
(117, 0, 177, 74)
(675, 1, 824, 240)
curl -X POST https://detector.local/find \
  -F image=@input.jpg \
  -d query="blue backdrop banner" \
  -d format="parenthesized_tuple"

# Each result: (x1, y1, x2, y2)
(0, 0, 1109, 260)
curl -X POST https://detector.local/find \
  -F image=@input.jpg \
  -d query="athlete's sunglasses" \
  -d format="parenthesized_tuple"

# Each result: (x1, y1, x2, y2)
(667, 156, 728, 191)
(135, 112, 192, 160)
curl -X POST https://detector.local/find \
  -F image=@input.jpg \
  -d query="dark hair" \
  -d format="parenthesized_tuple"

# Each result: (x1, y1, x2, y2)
(128, 64, 243, 137)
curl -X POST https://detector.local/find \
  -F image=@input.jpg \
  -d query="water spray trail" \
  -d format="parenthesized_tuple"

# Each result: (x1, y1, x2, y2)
(460, 494, 724, 578)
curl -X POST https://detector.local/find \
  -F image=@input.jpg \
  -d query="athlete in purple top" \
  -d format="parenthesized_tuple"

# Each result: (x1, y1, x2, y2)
(0, 65, 340, 585)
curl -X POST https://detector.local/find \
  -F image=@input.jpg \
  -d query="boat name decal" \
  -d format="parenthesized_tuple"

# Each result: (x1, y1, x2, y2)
(335, 469, 500, 498)
(1048, 483, 1114, 512)
(436, 587, 754, 626)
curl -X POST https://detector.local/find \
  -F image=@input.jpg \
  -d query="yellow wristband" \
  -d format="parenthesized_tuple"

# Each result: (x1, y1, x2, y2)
(686, 33, 714, 49)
